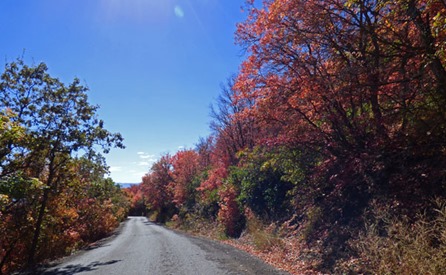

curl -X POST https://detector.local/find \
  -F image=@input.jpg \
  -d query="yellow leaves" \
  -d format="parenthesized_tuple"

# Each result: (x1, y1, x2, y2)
(0, 110, 25, 144)
(344, 0, 355, 9)
(433, 10, 446, 27)
(432, 10, 446, 61)
(0, 194, 9, 206)
(62, 207, 79, 222)
(30, 177, 46, 190)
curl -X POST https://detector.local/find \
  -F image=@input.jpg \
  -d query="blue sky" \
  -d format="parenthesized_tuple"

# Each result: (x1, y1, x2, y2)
(1, 0, 246, 183)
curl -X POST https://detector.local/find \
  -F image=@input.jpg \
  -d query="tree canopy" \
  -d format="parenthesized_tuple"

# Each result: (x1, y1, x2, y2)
(130, 0, 446, 272)
(0, 59, 128, 273)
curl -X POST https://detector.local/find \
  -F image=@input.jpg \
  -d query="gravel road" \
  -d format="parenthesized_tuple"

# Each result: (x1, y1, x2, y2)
(37, 216, 289, 275)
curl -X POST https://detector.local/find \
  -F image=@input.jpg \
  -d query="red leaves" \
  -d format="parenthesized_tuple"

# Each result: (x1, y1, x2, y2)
(198, 166, 228, 192)
(142, 155, 174, 212)
(217, 184, 242, 237)
(171, 150, 199, 207)
(234, 0, 446, 160)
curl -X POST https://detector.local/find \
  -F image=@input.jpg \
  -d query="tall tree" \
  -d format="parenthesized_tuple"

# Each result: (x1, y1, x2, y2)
(0, 59, 124, 267)
(171, 149, 200, 208)
(142, 155, 175, 222)
(232, 1, 446, 261)
(235, 0, 446, 149)
(210, 77, 256, 166)
(234, 0, 446, 190)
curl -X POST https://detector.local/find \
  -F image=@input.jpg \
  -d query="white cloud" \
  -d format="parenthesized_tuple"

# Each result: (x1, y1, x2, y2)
(109, 166, 122, 172)
(140, 154, 155, 159)
(178, 146, 185, 150)
(137, 151, 156, 160)
(137, 152, 157, 164)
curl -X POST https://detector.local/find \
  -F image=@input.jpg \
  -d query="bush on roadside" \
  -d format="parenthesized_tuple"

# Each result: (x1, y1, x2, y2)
(349, 199, 446, 274)
(244, 208, 283, 251)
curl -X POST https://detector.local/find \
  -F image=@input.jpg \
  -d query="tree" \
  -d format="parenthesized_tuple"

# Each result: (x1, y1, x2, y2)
(232, 0, 446, 268)
(142, 154, 175, 222)
(124, 184, 146, 216)
(195, 136, 213, 170)
(235, 0, 446, 151)
(0, 59, 124, 268)
(210, 77, 257, 166)
(171, 149, 200, 209)
(235, 147, 297, 221)
(234, 0, 446, 198)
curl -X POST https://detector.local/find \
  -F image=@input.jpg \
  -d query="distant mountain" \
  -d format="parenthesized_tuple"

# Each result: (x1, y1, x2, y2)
(117, 183, 140, 188)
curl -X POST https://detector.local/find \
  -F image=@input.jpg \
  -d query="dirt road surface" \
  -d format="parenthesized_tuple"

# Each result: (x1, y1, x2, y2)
(36, 216, 289, 275)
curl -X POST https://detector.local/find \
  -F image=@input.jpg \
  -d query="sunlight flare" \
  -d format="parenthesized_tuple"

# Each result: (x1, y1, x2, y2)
(174, 5, 184, 18)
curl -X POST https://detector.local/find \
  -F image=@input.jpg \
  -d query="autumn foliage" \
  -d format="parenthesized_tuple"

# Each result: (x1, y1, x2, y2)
(6, 0, 445, 272)
(0, 60, 129, 274)
(135, 0, 446, 273)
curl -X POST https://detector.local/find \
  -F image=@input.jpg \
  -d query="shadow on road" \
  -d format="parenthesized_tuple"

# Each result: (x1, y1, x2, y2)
(84, 243, 111, 251)
(142, 220, 165, 227)
(36, 260, 121, 275)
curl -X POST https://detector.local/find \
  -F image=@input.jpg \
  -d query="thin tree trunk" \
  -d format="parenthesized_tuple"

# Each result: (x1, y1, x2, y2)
(26, 154, 56, 268)
(26, 188, 49, 268)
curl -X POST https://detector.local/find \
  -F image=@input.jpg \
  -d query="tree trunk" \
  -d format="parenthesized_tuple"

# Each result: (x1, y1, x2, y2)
(26, 188, 49, 268)
(26, 154, 56, 268)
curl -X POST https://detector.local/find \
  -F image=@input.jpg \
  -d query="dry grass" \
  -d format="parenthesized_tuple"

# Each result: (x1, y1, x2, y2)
(350, 199, 446, 274)
(224, 230, 321, 274)
(221, 209, 322, 274)
(167, 208, 317, 274)
(244, 209, 283, 251)
(168, 212, 223, 239)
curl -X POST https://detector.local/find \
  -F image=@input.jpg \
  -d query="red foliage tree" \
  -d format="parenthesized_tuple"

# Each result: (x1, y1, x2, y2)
(142, 155, 175, 222)
(123, 184, 146, 216)
(226, 4, 446, 265)
(234, 0, 446, 194)
(217, 184, 243, 237)
(171, 149, 200, 207)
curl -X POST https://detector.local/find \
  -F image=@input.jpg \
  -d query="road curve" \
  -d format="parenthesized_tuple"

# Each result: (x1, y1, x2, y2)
(37, 216, 289, 275)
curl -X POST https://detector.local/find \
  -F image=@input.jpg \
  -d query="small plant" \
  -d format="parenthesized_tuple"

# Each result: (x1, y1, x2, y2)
(301, 206, 322, 242)
(244, 208, 283, 251)
(148, 210, 159, 222)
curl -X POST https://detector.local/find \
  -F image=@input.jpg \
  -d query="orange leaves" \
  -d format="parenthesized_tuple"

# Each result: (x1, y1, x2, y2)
(0, 172, 128, 273)
(171, 150, 199, 207)
(234, 0, 446, 156)
(198, 166, 228, 192)
(141, 154, 173, 214)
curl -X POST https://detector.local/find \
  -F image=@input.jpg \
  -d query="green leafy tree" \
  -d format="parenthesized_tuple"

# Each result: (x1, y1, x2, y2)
(0, 59, 124, 268)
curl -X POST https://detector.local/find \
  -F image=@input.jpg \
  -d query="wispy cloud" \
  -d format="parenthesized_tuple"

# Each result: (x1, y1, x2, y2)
(140, 154, 155, 159)
(109, 166, 122, 172)
(137, 151, 157, 163)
